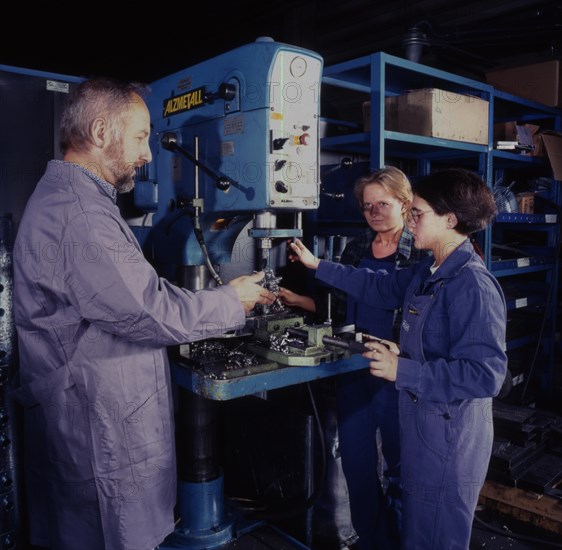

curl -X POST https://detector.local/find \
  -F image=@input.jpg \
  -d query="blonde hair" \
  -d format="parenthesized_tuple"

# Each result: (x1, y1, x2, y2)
(353, 166, 413, 216)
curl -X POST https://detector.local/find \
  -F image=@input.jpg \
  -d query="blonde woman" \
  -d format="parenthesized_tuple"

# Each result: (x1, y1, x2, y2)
(280, 166, 426, 549)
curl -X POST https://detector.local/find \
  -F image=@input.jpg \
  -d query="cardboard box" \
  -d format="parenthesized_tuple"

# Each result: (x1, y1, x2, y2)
(539, 131, 562, 180)
(493, 121, 518, 142)
(516, 192, 534, 214)
(371, 88, 489, 144)
(495, 127, 562, 178)
(494, 122, 541, 154)
(486, 60, 561, 108)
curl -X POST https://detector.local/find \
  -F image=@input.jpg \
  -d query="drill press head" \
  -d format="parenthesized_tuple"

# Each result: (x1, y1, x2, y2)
(135, 38, 323, 283)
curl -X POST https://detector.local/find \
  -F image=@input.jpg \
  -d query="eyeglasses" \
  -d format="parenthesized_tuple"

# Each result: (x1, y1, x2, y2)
(408, 209, 433, 223)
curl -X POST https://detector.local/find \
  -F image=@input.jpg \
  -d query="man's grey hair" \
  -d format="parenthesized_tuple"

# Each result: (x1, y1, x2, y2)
(60, 77, 149, 155)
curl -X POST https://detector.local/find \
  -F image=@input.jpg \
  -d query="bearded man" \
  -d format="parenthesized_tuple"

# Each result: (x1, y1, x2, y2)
(12, 77, 274, 550)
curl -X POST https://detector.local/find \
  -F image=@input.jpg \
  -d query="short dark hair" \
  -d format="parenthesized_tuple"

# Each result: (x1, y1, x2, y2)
(60, 77, 148, 155)
(413, 168, 497, 235)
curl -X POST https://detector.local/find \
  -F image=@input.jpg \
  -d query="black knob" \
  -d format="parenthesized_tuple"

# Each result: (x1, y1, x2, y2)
(275, 181, 289, 193)
(218, 83, 237, 101)
(216, 177, 231, 191)
(273, 138, 289, 150)
(341, 157, 353, 169)
(274, 160, 287, 171)
(160, 133, 178, 151)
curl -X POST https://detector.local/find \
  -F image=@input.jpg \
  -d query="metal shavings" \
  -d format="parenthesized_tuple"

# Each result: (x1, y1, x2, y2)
(189, 341, 259, 371)
(189, 341, 230, 360)
(225, 351, 258, 371)
(269, 332, 301, 354)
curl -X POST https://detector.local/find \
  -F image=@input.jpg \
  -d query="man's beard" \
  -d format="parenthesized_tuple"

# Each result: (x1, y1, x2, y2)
(105, 141, 137, 194)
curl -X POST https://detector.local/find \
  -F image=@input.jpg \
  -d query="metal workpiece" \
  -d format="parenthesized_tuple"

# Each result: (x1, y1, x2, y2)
(174, 310, 385, 401)
(249, 323, 337, 366)
(181, 315, 338, 373)
(174, 317, 370, 401)
(254, 267, 286, 316)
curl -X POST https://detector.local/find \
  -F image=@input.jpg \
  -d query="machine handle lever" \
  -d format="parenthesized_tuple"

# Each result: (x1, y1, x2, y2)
(161, 133, 225, 182)
(160, 133, 240, 193)
(204, 82, 237, 103)
(286, 327, 308, 339)
(322, 334, 389, 355)
(321, 190, 345, 200)
(322, 335, 368, 354)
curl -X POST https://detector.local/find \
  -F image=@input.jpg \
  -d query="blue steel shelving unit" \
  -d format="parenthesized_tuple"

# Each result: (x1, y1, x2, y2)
(319, 52, 562, 401)
(489, 90, 561, 398)
(319, 52, 491, 248)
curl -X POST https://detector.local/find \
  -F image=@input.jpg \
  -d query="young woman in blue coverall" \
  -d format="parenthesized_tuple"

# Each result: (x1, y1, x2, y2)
(288, 168, 507, 550)
(279, 167, 426, 549)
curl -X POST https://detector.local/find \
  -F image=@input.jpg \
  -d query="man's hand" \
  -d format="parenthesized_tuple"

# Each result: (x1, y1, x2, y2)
(287, 238, 321, 270)
(228, 271, 276, 314)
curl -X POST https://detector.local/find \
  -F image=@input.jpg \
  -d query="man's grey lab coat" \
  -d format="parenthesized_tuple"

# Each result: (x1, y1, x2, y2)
(13, 160, 245, 550)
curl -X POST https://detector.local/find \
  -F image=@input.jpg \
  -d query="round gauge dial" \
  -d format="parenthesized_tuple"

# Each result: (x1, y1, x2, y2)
(290, 56, 307, 77)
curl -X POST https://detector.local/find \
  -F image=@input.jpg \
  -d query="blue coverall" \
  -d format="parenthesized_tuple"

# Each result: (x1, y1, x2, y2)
(337, 253, 402, 550)
(316, 239, 507, 549)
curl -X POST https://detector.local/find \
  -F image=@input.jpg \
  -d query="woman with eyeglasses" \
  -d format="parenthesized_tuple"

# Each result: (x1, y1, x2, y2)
(280, 166, 426, 550)
(288, 168, 507, 550)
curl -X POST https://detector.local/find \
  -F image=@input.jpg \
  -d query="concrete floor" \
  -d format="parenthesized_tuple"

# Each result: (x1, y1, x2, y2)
(469, 508, 562, 550)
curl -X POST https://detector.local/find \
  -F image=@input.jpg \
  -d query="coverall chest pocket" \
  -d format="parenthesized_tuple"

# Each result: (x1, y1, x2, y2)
(401, 294, 433, 339)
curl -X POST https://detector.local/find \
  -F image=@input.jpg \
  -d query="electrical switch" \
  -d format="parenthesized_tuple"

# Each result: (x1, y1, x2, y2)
(275, 181, 289, 193)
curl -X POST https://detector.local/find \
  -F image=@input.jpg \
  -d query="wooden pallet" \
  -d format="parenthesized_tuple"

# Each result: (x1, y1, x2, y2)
(479, 480, 562, 535)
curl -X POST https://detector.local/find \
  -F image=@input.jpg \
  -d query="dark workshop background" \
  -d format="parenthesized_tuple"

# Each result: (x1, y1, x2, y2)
(1, 1, 560, 84)
(2, 2, 562, 549)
